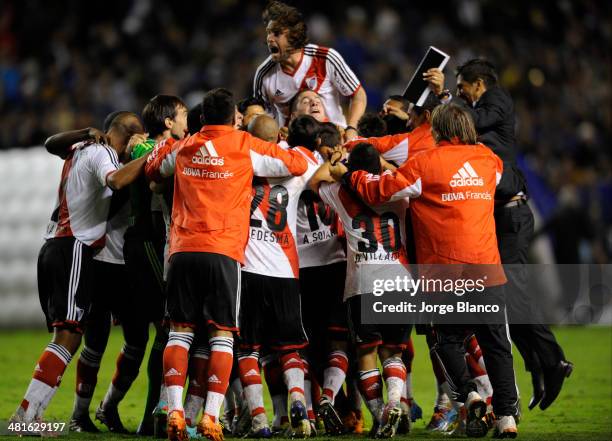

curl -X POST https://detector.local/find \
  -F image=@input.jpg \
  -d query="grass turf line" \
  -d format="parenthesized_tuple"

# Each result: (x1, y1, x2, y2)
(0, 326, 609, 440)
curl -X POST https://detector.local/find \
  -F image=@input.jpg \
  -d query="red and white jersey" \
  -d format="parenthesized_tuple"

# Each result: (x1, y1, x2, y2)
(94, 194, 130, 265)
(45, 142, 119, 247)
(243, 147, 319, 278)
(296, 152, 346, 268)
(318, 182, 411, 299)
(254, 44, 361, 128)
(344, 123, 436, 166)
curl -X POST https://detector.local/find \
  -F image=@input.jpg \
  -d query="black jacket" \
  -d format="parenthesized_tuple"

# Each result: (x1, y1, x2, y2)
(457, 86, 527, 199)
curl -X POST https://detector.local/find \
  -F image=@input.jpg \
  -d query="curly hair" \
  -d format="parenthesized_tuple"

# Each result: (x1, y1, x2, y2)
(262, 1, 309, 49)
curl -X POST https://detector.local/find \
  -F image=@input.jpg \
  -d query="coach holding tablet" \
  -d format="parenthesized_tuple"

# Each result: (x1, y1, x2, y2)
(424, 59, 573, 411)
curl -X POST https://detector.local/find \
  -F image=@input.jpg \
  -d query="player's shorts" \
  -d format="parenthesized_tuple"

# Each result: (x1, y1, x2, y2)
(239, 271, 308, 352)
(123, 237, 166, 322)
(90, 260, 132, 324)
(347, 294, 411, 351)
(37, 237, 94, 334)
(299, 261, 348, 342)
(166, 252, 240, 331)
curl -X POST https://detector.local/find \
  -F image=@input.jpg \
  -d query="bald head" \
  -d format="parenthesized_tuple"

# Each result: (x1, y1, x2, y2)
(248, 114, 279, 143)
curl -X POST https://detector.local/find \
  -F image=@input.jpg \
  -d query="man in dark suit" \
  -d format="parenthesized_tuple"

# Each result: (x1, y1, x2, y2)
(425, 59, 573, 411)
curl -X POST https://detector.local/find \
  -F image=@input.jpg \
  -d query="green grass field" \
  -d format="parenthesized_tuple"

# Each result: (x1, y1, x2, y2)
(0, 326, 610, 440)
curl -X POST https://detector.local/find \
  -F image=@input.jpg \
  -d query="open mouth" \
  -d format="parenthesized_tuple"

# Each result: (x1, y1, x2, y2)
(269, 46, 280, 54)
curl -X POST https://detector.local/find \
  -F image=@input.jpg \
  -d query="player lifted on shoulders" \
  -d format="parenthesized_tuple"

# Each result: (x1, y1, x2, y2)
(253, 1, 366, 139)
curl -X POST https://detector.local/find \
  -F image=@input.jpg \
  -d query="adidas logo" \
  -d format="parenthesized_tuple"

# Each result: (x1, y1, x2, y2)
(449, 162, 484, 187)
(208, 374, 221, 384)
(192, 141, 224, 166)
(367, 383, 381, 391)
(274, 89, 283, 96)
(245, 369, 259, 377)
(165, 368, 181, 377)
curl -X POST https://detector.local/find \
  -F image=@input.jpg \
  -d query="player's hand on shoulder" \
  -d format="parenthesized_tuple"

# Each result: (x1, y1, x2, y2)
(279, 126, 289, 141)
(87, 127, 110, 145)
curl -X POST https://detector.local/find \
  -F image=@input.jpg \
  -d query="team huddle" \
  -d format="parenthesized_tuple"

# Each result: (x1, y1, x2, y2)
(10, 1, 575, 440)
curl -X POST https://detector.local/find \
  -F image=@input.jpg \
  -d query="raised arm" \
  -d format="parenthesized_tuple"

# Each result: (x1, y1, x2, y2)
(45, 127, 108, 159)
(107, 154, 148, 191)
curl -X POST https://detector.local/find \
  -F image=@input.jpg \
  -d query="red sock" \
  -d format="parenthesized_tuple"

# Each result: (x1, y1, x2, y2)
(33, 343, 72, 387)
(187, 349, 210, 398)
(280, 352, 305, 398)
(203, 336, 234, 421)
(238, 351, 265, 417)
(357, 369, 383, 402)
(163, 331, 193, 413)
(112, 344, 145, 391)
(76, 346, 102, 398)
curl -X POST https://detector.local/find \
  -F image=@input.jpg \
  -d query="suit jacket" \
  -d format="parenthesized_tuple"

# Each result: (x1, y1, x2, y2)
(458, 86, 527, 199)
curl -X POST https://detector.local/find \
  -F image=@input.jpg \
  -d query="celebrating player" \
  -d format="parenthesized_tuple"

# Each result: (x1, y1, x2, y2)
(253, 0, 366, 138)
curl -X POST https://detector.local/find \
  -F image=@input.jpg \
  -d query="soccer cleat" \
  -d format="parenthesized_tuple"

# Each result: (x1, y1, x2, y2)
(153, 404, 169, 439)
(425, 406, 451, 431)
(492, 415, 518, 439)
(167, 410, 188, 441)
(69, 414, 100, 433)
(289, 400, 311, 438)
(245, 413, 272, 439)
(539, 360, 573, 410)
(353, 409, 365, 434)
(465, 392, 489, 438)
(376, 401, 402, 438)
(197, 414, 225, 441)
(95, 402, 128, 433)
(410, 400, 423, 422)
(397, 401, 411, 435)
(317, 397, 344, 435)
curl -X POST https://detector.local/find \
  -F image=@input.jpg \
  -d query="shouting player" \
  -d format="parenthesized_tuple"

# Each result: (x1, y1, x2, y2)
(254, 0, 366, 138)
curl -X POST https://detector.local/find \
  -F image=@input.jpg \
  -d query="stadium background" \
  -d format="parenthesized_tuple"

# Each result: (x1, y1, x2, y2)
(0, 0, 610, 439)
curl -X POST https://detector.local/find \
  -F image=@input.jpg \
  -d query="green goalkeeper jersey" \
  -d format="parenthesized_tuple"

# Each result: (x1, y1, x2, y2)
(125, 139, 157, 240)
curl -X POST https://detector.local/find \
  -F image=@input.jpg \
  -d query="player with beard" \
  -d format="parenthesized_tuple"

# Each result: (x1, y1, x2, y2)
(253, 1, 366, 139)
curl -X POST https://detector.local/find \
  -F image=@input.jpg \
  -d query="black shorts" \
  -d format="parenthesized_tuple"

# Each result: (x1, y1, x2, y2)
(90, 260, 132, 324)
(299, 261, 348, 342)
(123, 237, 166, 322)
(239, 271, 308, 352)
(166, 252, 240, 331)
(37, 237, 94, 334)
(347, 295, 411, 351)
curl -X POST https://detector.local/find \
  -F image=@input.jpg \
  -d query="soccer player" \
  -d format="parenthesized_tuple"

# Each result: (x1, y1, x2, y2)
(338, 104, 519, 438)
(10, 112, 147, 431)
(309, 143, 413, 438)
(236, 114, 320, 438)
(289, 90, 329, 123)
(122, 95, 189, 436)
(380, 95, 411, 135)
(344, 93, 440, 166)
(237, 97, 267, 129)
(253, 1, 366, 137)
(145, 88, 308, 441)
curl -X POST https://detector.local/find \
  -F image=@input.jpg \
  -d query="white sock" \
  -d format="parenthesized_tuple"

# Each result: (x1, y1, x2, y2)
(184, 394, 204, 425)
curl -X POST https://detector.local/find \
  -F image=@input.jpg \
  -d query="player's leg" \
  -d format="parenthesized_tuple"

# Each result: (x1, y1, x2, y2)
(197, 253, 241, 441)
(235, 271, 268, 437)
(183, 334, 210, 428)
(270, 276, 311, 438)
(96, 263, 148, 433)
(422, 327, 454, 431)
(70, 271, 112, 432)
(376, 325, 410, 438)
(401, 337, 422, 423)
(13, 238, 93, 431)
(261, 353, 289, 434)
(431, 324, 489, 438)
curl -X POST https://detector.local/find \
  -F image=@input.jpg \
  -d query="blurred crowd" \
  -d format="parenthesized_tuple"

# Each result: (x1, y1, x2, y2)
(0, 0, 610, 262)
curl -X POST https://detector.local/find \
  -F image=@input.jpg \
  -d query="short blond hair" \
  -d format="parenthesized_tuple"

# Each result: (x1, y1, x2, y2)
(431, 103, 478, 145)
